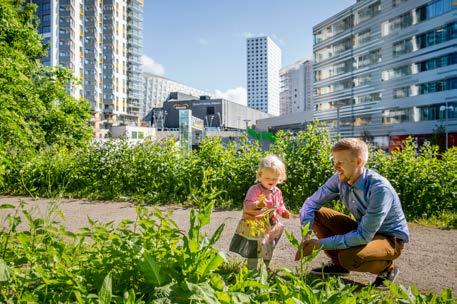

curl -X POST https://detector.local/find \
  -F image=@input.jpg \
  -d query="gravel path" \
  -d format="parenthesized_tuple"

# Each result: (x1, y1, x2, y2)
(1, 196, 456, 294)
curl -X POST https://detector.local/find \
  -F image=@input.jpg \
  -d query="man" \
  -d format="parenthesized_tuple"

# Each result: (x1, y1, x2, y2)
(296, 138, 410, 287)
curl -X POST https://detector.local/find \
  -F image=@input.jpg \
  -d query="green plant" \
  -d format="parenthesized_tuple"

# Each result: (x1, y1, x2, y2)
(0, 201, 454, 303)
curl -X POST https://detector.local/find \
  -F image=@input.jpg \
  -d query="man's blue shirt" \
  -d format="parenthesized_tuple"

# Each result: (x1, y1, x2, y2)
(299, 168, 410, 250)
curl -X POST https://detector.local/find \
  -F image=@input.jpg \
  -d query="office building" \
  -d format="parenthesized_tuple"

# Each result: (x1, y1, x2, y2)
(143, 73, 211, 117)
(247, 36, 282, 116)
(280, 59, 313, 115)
(313, 0, 457, 149)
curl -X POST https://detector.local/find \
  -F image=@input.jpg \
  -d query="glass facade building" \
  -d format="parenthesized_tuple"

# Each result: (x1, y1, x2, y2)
(312, 0, 457, 149)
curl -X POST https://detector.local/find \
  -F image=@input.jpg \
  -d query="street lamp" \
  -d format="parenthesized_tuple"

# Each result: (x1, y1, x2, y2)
(209, 115, 214, 128)
(152, 110, 158, 128)
(445, 102, 448, 150)
(336, 106, 340, 137)
(440, 101, 454, 150)
(162, 110, 168, 131)
(216, 112, 221, 129)
(243, 119, 251, 130)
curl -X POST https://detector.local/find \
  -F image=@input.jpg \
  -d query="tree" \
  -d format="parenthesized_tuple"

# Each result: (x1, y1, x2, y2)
(0, 0, 92, 185)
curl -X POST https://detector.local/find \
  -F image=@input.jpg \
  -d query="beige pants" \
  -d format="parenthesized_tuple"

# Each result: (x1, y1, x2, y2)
(313, 207, 404, 275)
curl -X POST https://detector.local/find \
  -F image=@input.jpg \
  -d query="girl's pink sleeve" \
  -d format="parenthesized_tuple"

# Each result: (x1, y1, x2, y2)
(243, 185, 262, 219)
(275, 189, 287, 215)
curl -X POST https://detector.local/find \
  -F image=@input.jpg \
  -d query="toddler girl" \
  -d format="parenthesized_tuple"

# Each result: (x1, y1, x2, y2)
(229, 155, 290, 270)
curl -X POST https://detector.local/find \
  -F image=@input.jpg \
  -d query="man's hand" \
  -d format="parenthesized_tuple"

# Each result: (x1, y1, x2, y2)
(294, 239, 320, 261)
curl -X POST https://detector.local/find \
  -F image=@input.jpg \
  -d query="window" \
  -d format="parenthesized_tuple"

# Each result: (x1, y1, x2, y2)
(354, 74, 371, 86)
(385, 1, 455, 36)
(382, 65, 412, 81)
(393, 87, 411, 98)
(355, 92, 381, 104)
(392, 0, 408, 7)
(393, 77, 457, 98)
(382, 108, 412, 124)
(355, 29, 371, 46)
(332, 15, 354, 35)
(333, 37, 352, 55)
(354, 115, 372, 126)
(393, 22, 457, 57)
(357, 49, 381, 68)
(382, 11, 413, 36)
(357, 1, 381, 24)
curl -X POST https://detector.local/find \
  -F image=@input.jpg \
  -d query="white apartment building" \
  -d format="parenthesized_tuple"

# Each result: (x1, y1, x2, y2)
(313, 0, 457, 149)
(33, 0, 84, 99)
(279, 59, 313, 115)
(32, 0, 144, 137)
(247, 36, 282, 116)
(143, 73, 211, 116)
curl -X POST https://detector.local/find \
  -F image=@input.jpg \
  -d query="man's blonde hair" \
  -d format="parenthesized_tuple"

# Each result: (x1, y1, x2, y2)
(256, 155, 287, 183)
(332, 138, 368, 164)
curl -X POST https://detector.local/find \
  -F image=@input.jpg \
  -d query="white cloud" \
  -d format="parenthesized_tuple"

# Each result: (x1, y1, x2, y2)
(198, 38, 209, 45)
(142, 55, 165, 76)
(213, 87, 247, 106)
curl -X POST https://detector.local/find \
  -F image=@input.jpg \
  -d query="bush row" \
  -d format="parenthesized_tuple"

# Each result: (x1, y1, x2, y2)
(1, 124, 456, 222)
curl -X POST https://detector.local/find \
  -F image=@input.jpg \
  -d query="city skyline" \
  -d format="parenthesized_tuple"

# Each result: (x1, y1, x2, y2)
(142, 0, 355, 104)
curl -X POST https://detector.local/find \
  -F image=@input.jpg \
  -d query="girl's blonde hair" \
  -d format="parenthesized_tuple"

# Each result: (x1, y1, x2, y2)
(256, 155, 287, 183)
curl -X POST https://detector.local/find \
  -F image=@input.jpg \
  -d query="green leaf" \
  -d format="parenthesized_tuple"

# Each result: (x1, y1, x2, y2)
(0, 259, 11, 282)
(210, 273, 226, 291)
(186, 280, 219, 304)
(230, 292, 251, 303)
(0, 204, 15, 209)
(141, 252, 168, 286)
(259, 262, 268, 285)
(196, 251, 226, 275)
(208, 223, 225, 246)
(215, 291, 231, 303)
(98, 272, 112, 304)
(285, 229, 300, 249)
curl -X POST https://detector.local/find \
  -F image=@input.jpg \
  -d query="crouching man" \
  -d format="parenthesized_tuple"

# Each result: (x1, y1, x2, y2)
(296, 138, 410, 287)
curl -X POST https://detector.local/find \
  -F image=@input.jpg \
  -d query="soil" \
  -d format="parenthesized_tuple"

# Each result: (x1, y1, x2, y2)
(1, 196, 455, 294)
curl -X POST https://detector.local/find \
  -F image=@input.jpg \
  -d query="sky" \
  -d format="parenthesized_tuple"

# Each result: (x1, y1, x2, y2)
(142, 0, 355, 104)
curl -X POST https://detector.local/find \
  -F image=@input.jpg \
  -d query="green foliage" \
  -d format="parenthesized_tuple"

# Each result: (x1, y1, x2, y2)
(2, 124, 456, 225)
(370, 139, 457, 219)
(0, 202, 453, 303)
(0, 0, 92, 187)
(270, 122, 334, 210)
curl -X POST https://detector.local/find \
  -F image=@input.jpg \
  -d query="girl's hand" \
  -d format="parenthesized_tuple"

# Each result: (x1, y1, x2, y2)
(282, 210, 291, 219)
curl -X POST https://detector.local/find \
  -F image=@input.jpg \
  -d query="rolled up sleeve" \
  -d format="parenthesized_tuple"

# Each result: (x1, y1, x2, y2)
(300, 174, 339, 228)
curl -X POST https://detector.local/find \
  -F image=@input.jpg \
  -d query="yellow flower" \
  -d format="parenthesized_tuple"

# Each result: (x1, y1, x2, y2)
(246, 218, 269, 237)
(257, 194, 267, 208)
